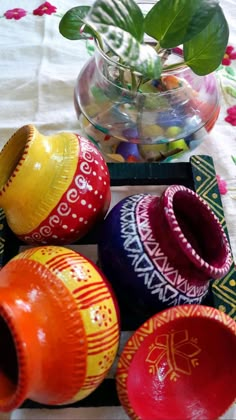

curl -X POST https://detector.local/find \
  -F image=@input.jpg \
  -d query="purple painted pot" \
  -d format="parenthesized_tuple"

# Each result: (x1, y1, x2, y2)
(98, 185, 232, 323)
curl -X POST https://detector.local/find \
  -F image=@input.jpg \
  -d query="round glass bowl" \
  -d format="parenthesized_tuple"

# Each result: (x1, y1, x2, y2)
(74, 43, 220, 163)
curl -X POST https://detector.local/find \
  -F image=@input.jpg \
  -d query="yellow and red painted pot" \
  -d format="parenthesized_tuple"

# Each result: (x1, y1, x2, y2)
(0, 246, 120, 411)
(116, 305, 236, 420)
(0, 125, 111, 244)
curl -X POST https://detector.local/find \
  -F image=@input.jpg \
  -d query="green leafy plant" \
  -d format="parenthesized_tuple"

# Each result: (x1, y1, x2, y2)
(59, 0, 229, 84)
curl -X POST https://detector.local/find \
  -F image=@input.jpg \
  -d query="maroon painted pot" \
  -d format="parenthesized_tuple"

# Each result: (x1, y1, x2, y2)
(98, 185, 232, 321)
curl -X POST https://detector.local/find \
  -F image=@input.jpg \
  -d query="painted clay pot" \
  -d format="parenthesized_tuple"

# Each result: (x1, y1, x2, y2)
(116, 304, 236, 420)
(98, 185, 232, 322)
(0, 246, 120, 411)
(0, 125, 111, 245)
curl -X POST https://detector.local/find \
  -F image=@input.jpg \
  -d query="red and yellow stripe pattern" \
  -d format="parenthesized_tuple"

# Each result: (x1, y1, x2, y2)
(13, 246, 120, 401)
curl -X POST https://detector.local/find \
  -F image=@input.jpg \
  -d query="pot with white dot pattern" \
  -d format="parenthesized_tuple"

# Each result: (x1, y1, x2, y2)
(0, 125, 111, 244)
(98, 185, 232, 322)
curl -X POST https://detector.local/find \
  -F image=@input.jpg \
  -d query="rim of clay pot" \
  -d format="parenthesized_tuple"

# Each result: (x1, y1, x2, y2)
(116, 304, 236, 420)
(162, 185, 232, 279)
(0, 125, 34, 196)
(0, 303, 28, 411)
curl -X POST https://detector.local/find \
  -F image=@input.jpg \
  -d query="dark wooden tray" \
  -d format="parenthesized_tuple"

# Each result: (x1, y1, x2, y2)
(0, 154, 235, 410)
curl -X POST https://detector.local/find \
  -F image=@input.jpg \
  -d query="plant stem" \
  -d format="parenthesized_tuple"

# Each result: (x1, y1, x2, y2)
(131, 71, 137, 91)
(137, 76, 143, 91)
(154, 42, 161, 52)
(119, 67, 125, 86)
(163, 61, 186, 71)
(95, 33, 104, 51)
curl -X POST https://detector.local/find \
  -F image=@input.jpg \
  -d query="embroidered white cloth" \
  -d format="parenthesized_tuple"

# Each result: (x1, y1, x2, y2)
(0, 1, 235, 419)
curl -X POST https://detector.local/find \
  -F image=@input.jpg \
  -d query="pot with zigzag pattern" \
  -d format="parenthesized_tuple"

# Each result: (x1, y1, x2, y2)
(0, 125, 110, 245)
(0, 246, 120, 411)
(98, 185, 232, 324)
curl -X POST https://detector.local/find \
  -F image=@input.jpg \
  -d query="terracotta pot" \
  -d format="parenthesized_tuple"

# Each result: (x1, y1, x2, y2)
(0, 125, 111, 245)
(116, 304, 236, 420)
(0, 246, 120, 411)
(98, 185, 232, 322)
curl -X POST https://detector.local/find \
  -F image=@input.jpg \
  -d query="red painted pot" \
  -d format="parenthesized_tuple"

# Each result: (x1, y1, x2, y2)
(0, 246, 120, 411)
(116, 305, 236, 420)
(0, 125, 111, 244)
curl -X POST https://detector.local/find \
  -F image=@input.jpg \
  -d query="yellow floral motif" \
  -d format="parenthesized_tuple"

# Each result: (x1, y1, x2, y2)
(145, 329, 201, 382)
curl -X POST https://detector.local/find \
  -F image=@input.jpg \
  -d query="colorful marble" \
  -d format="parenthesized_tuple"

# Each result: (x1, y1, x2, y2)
(138, 143, 168, 161)
(115, 142, 142, 162)
(161, 74, 182, 89)
(167, 139, 189, 157)
(122, 127, 139, 140)
(142, 124, 164, 138)
(156, 111, 185, 128)
(165, 126, 182, 137)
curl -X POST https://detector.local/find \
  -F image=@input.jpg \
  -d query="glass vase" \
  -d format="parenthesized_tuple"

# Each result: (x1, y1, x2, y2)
(74, 42, 220, 163)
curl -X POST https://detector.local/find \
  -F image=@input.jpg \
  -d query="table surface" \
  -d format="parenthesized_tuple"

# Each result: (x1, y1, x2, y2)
(0, 1, 235, 419)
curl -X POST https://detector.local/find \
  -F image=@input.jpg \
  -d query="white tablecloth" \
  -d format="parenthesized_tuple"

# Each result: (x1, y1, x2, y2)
(0, 1, 235, 419)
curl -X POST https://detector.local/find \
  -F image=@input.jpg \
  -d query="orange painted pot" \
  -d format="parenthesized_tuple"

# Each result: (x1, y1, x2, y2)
(0, 246, 120, 411)
(0, 125, 111, 245)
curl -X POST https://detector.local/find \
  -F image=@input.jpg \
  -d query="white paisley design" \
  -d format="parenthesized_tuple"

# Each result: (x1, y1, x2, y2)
(80, 161, 92, 175)
(66, 188, 80, 203)
(75, 174, 88, 191)
(49, 215, 60, 227)
(31, 232, 42, 241)
(82, 138, 97, 153)
(39, 225, 52, 237)
(57, 202, 71, 216)
(83, 151, 94, 162)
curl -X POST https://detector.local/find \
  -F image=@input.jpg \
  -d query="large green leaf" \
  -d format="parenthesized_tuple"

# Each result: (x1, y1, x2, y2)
(184, 7, 229, 75)
(85, 0, 144, 42)
(144, 0, 220, 48)
(59, 6, 93, 40)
